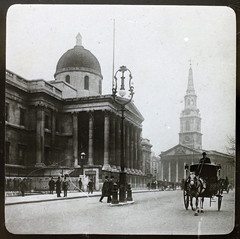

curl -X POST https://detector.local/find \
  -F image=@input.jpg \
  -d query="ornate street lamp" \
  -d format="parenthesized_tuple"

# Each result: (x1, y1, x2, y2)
(80, 152, 86, 175)
(112, 65, 134, 202)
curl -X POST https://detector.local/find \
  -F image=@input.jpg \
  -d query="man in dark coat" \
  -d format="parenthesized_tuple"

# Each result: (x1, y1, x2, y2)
(62, 177, 69, 197)
(78, 177, 83, 191)
(107, 176, 114, 203)
(99, 176, 109, 202)
(88, 179, 93, 194)
(55, 176, 62, 197)
(48, 177, 55, 194)
(199, 152, 211, 164)
(19, 178, 27, 197)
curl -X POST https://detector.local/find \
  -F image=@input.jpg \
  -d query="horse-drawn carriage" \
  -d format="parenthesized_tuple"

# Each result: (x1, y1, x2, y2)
(183, 163, 222, 216)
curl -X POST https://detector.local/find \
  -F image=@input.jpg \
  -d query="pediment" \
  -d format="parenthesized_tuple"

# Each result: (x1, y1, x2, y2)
(160, 144, 201, 157)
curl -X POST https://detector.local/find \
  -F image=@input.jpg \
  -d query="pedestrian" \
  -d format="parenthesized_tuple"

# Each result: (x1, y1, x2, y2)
(107, 176, 114, 203)
(99, 176, 109, 202)
(19, 178, 27, 197)
(78, 177, 82, 191)
(55, 176, 62, 197)
(48, 177, 55, 194)
(88, 179, 93, 194)
(62, 177, 69, 197)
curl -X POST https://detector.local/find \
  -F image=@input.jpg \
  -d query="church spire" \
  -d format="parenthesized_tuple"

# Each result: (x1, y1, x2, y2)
(186, 61, 195, 95)
(76, 33, 82, 46)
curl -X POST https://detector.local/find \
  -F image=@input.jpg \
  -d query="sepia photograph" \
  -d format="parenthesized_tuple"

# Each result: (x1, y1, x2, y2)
(4, 4, 236, 236)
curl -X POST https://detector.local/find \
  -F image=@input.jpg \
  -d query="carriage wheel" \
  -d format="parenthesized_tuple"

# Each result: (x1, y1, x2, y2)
(183, 187, 189, 210)
(218, 195, 222, 211)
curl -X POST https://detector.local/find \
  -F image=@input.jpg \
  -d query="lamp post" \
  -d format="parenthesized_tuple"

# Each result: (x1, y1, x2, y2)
(80, 152, 86, 176)
(112, 65, 134, 202)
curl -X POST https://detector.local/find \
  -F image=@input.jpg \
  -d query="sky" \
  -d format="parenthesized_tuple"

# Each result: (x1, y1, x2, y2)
(6, 5, 236, 155)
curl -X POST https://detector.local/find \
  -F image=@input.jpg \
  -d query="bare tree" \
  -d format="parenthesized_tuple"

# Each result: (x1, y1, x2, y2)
(225, 135, 235, 157)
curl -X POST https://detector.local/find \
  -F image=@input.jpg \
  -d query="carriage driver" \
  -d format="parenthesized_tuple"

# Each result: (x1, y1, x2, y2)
(195, 152, 211, 177)
(199, 152, 211, 164)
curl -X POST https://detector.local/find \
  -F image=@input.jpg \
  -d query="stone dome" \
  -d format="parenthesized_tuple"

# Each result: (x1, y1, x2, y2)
(54, 33, 102, 78)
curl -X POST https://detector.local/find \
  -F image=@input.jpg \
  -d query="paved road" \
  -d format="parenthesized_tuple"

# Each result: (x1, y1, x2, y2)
(5, 189, 235, 235)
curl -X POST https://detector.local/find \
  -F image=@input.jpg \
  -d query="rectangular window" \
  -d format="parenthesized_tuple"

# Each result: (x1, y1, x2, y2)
(45, 115, 49, 129)
(18, 145, 27, 165)
(5, 103, 9, 121)
(5, 142, 10, 164)
(20, 108, 26, 126)
(55, 118, 59, 132)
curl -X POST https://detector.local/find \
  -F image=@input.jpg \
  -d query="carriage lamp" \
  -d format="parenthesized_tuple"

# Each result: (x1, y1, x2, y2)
(112, 65, 134, 203)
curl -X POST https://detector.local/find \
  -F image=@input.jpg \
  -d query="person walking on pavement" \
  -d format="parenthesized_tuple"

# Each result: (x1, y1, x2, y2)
(99, 176, 109, 202)
(56, 176, 62, 197)
(78, 177, 83, 191)
(48, 177, 55, 194)
(62, 176, 69, 197)
(19, 178, 27, 197)
(107, 176, 114, 203)
(88, 179, 93, 194)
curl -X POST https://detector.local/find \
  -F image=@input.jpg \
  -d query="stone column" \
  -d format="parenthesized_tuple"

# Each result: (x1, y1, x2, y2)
(161, 161, 164, 181)
(135, 127, 138, 170)
(51, 110, 56, 163)
(35, 105, 45, 166)
(168, 161, 171, 182)
(116, 117, 121, 169)
(110, 114, 116, 166)
(72, 112, 78, 167)
(88, 112, 94, 165)
(103, 111, 110, 170)
(130, 125, 134, 169)
(125, 122, 130, 169)
(176, 161, 178, 183)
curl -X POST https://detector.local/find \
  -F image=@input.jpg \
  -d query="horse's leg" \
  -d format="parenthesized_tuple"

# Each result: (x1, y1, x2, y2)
(194, 196, 199, 216)
(200, 197, 204, 213)
(190, 196, 195, 211)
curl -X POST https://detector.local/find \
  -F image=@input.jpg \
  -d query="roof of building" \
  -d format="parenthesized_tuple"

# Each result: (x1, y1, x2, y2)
(55, 33, 102, 77)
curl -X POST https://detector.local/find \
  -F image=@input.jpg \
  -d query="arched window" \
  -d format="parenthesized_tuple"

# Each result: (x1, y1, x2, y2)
(84, 76, 89, 90)
(66, 75, 70, 84)
(99, 80, 102, 94)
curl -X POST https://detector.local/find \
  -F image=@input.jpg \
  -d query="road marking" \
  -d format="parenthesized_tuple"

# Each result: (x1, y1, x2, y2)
(198, 217, 202, 237)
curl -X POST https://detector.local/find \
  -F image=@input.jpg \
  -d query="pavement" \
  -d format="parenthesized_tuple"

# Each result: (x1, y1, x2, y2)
(5, 189, 156, 205)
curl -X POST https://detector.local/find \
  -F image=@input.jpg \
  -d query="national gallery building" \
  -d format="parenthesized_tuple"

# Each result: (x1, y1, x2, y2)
(5, 33, 152, 191)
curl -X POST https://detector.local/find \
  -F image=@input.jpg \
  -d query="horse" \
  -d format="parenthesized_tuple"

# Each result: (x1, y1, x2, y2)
(219, 177, 229, 194)
(186, 172, 206, 216)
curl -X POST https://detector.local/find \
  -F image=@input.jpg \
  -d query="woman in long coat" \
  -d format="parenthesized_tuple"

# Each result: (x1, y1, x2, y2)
(99, 176, 109, 202)
(55, 177, 61, 197)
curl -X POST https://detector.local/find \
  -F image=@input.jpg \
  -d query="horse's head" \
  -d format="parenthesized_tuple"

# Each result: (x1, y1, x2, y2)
(189, 172, 197, 187)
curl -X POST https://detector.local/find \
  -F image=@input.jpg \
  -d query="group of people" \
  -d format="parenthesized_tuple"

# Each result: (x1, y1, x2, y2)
(78, 177, 94, 194)
(49, 176, 70, 197)
(99, 175, 114, 203)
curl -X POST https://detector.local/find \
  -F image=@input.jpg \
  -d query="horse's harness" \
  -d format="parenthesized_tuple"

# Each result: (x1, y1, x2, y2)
(188, 172, 206, 195)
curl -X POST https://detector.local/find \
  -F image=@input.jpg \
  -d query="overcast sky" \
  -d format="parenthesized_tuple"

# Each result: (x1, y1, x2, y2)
(6, 5, 236, 155)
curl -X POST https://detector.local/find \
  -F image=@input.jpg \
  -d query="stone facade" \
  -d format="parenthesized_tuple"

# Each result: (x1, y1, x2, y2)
(5, 34, 149, 191)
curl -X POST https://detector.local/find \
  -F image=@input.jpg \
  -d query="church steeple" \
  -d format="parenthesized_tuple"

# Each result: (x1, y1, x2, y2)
(186, 63, 195, 95)
(179, 63, 202, 149)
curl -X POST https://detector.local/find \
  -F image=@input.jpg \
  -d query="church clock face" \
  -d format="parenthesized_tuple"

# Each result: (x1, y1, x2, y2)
(185, 135, 190, 142)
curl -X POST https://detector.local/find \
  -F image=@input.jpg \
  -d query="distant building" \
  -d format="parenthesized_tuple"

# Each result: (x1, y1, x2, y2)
(159, 64, 235, 184)
(5, 33, 149, 190)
